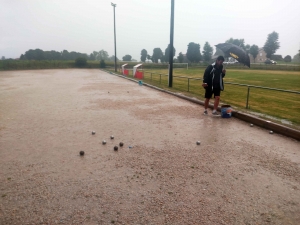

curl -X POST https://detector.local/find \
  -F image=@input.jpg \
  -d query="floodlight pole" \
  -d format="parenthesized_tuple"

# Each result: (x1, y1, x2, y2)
(111, 2, 117, 72)
(168, 0, 175, 87)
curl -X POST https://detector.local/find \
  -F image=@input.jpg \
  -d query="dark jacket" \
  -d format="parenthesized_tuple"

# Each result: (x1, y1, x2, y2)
(203, 62, 226, 90)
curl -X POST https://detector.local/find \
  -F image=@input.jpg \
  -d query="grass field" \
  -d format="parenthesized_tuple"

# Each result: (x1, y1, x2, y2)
(111, 68, 300, 127)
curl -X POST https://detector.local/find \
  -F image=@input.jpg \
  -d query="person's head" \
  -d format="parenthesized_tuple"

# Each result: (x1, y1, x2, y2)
(216, 56, 224, 67)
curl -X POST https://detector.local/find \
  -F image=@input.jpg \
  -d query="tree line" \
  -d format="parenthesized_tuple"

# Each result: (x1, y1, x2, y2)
(18, 49, 117, 61)
(2, 31, 296, 63)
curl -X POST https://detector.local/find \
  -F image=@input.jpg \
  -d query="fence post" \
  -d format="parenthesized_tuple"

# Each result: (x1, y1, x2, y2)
(151, 73, 152, 81)
(246, 86, 250, 109)
(188, 78, 190, 92)
(160, 74, 161, 84)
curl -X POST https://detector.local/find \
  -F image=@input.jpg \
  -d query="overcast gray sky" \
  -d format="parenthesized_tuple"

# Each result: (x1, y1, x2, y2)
(1, 0, 300, 60)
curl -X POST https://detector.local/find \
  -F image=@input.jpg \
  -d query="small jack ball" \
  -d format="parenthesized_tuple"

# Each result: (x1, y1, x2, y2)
(114, 146, 118, 151)
(80, 151, 85, 156)
(250, 124, 254, 127)
(269, 130, 273, 134)
(110, 136, 114, 139)
(92, 131, 96, 135)
(119, 142, 124, 147)
(102, 140, 106, 145)
(196, 141, 201, 145)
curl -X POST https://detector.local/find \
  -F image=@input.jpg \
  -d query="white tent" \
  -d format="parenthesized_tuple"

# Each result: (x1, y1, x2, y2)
(121, 63, 128, 75)
(133, 64, 143, 79)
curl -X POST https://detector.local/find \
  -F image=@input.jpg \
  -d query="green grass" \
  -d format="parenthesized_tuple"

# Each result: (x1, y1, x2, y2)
(110, 68, 300, 128)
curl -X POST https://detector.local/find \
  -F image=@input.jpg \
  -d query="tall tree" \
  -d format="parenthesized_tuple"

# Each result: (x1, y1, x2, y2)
(245, 44, 251, 54)
(1, 56, 5, 60)
(146, 54, 151, 62)
(202, 42, 213, 62)
(160, 54, 166, 63)
(89, 53, 96, 60)
(152, 48, 163, 63)
(61, 50, 70, 60)
(292, 52, 300, 62)
(186, 42, 201, 63)
(283, 55, 292, 62)
(263, 31, 280, 58)
(122, 55, 132, 61)
(226, 38, 245, 50)
(177, 52, 184, 63)
(140, 49, 147, 62)
(98, 50, 109, 60)
(164, 44, 176, 62)
(249, 45, 259, 62)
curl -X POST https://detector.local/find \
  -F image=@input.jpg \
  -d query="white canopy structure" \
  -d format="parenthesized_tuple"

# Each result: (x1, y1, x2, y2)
(121, 63, 128, 75)
(133, 64, 143, 79)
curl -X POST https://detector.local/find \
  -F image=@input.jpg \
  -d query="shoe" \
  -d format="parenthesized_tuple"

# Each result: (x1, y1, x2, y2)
(212, 111, 220, 116)
(203, 110, 208, 115)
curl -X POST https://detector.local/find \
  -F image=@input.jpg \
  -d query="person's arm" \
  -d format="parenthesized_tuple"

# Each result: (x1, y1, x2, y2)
(203, 65, 212, 85)
(222, 69, 226, 78)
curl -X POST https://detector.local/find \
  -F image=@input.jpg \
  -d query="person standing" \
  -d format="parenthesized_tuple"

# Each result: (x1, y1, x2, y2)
(202, 56, 226, 115)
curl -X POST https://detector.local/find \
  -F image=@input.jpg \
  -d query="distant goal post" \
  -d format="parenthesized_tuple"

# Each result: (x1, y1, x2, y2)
(169, 63, 188, 70)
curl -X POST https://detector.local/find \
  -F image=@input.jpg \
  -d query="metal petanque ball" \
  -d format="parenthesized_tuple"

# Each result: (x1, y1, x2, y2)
(79, 151, 85, 156)
(114, 146, 118, 151)
(269, 130, 274, 134)
(110, 135, 114, 139)
(196, 141, 201, 145)
(250, 124, 254, 127)
(119, 142, 124, 147)
(92, 131, 96, 135)
(102, 140, 106, 145)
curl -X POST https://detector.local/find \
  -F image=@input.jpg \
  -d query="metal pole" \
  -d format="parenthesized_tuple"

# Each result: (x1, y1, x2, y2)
(111, 3, 117, 72)
(246, 86, 250, 109)
(168, 0, 175, 87)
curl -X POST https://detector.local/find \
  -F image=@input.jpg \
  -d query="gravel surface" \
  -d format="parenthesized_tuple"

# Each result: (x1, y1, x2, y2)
(0, 69, 299, 225)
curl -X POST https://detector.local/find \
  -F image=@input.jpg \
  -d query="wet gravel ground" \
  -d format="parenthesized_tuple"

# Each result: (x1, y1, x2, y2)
(0, 69, 299, 225)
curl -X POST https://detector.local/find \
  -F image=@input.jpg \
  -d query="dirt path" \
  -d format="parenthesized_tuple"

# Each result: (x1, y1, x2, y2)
(0, 69, 299, 225)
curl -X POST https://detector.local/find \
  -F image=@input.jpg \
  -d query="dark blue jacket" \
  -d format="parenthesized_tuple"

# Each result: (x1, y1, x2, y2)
(203, 63, 226, 90)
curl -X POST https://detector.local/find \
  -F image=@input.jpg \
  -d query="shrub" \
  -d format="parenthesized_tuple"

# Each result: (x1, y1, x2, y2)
(100, 59, 106, 68)
(75, 57, 87, 68)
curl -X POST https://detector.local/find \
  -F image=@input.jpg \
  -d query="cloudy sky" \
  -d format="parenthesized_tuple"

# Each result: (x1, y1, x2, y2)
(1, 0, 300, 60)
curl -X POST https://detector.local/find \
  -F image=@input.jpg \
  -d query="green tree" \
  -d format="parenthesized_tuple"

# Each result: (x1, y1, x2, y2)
(152, 48, 163, 63)
(292, 52, 300, 63)
(160, 54, 166, 63)
(75, 57, 87, 68)
(20, 54, 26, 60)
(100, 59, 106, 68)
(186, 42, 201, 63)
(122, 55, 132, 61)
(1, 56, 5, 60)
(177, 52, 184, 63)
(245, 44, 251, 54)
(164, 44, 176, 62)
(283, 55, 292, 62)
(249, 45, 259, 62)
(202, 42, 213, 62)
(97, 50, 109, 60)
(89, 53, 96, 60)
(140, 49, 147, 62)
(263, 31, 280, 58)
(146, 54, 151, 62)
(61, 50, 70, 60)
(226, 38, 245, 50)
